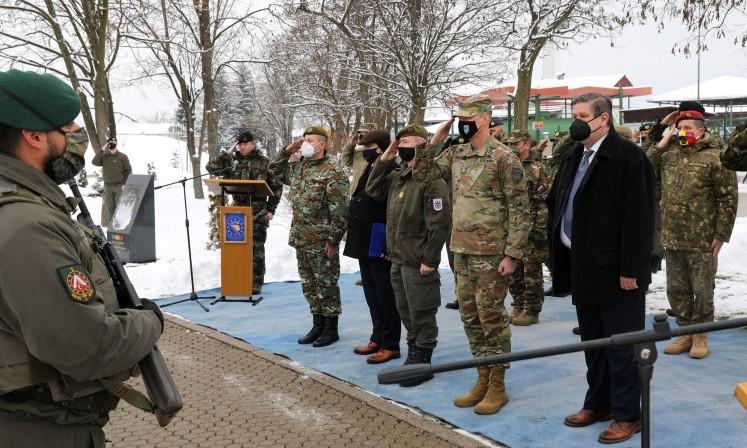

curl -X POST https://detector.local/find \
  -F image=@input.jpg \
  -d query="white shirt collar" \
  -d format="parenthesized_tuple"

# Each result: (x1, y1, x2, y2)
(585, 132, 608, 154)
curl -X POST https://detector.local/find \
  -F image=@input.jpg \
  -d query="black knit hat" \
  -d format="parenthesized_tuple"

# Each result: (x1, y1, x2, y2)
(679, 101, 705, 115)
(237, 130, 254, 143)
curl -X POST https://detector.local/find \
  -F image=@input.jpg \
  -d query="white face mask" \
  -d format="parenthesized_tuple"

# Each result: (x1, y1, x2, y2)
(301, 141, 316, 158)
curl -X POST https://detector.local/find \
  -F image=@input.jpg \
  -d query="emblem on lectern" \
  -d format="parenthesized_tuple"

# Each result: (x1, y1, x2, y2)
(224, 212, 247, 243)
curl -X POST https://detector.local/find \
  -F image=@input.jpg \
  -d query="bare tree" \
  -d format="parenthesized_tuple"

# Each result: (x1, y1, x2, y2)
(0, 0, 125, 148)
(498, 0, 629, 130)
(639, 0, 747, 54)
(287, 0, 514, 125)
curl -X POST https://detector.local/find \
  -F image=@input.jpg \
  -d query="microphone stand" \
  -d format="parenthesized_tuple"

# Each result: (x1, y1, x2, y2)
(157, 167, 230, 312)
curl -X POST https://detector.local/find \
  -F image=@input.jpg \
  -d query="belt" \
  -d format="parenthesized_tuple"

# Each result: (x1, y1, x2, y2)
(1, 385, 118, 413)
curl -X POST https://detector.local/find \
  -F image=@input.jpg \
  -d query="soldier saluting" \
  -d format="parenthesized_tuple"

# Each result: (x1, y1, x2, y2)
(0, 70, 163, 447)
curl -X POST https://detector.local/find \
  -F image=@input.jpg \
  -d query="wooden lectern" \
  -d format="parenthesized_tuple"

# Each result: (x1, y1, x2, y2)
(204, 179, 274, 305)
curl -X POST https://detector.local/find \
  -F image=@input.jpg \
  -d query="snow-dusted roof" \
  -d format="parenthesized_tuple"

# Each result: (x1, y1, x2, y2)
(496, 73, 638, 90)
(649, 76, 747, 104)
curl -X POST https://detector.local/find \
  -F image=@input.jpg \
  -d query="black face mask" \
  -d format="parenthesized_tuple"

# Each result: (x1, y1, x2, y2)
(569, 115, 603, 142)
(362, 149, 379, 163)
(398, 147, 415, 162)
(458, 119, 479, 141)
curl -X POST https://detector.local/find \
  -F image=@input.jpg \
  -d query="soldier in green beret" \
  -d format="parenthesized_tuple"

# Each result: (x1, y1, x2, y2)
(92, 136, 132, 227)
(268, 126, 349, 347)
(505, 130, 551, 326)
(413, 94, 530, 415)
(0, 70, 163, 447)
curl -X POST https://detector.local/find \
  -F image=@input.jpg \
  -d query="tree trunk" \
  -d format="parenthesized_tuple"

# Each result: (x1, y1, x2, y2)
(513, 65, 533, 131)
(408, 89, 427, 125)
(196, 0, 219, 162)
(183, 100, 204, 199)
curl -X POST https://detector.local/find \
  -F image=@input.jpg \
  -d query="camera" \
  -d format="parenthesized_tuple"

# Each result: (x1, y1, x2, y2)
(108, 141, 116, 149)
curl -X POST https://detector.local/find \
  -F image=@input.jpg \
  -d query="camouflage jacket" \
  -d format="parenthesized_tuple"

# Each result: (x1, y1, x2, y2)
(521, 150, 552, 252)
(339, 142, 369, 198)
(413, 137, 529, 258)
(650, 134, 738, 251)
(721, 122, 747, 171)
(205, 150, 282, 214)
(91, 150, 131, 185)
(268, 149, 349, 249)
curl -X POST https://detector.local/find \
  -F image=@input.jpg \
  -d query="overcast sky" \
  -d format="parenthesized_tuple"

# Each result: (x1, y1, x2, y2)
(111, 16, 747, 122)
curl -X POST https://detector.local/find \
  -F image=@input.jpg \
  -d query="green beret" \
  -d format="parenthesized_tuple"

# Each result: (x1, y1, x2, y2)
(455, 94, 493, 117)
(0, 69, 80, 131)
(303, 126, 330, 139)
(639, 122, 653, 132)
(396, 124, 428, 139)
(506, 129, 531, 143)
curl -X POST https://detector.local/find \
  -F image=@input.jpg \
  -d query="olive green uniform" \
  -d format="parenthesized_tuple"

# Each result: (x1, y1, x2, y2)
(340, 142, 370, 198)
(366, 158, 451, 349)
(413, 138, 529, 361)
(268, 149, 349, 317)
(649, 133, 738, 325)
(0, 155, 162, 447)
(92, 150, 132, 227)
(206, 150, 282, 288)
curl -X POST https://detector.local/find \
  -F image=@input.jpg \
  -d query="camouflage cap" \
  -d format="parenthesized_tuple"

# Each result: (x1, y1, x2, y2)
(303, 126, 331, 139)
(615, 126, 633, 139)
(506, 129, 531, 143)
(395, 124, 428, 139)
(455, 94, 493, 117)
(0, 69, 80, 131)
(357, 123, 378, 132)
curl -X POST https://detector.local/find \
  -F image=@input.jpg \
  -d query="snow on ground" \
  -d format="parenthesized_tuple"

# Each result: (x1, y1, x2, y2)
(63, 125, 747, 316)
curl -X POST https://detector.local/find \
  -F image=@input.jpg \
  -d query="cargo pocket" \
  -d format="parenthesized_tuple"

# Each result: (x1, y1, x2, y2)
(410, 270, 442, 311)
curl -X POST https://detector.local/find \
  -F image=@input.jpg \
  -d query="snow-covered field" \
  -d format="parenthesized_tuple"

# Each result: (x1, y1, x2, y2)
(65, 124, 747, 317)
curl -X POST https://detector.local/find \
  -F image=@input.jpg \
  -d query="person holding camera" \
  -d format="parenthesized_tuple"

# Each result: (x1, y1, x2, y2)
(92, 136, 131, 227)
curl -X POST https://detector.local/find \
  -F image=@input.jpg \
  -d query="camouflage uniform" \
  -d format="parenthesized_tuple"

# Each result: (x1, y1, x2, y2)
(206, 150, 282, 288)
(650, 133, 738, 325)
(646, 122, 668, 270)
(91, 150, 131, 227)
(721, 122, 747, 171)
(413, 130, 529, 361)
(268, 147, 349, 316)
(508, 149, 551, 315)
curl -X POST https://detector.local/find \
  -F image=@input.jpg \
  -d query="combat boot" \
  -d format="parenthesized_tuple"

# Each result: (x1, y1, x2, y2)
(663, 335, 692, 355)
(313, 316, 339, 347)
(400, 347, 434, 388)
(689, 333, 710, 359)
(403, 342, 419, 365)
(297, 314, 324, 344)
(512, 311, 539, 326)
(453, 367, 490, 407)
(474, 367, 509, 415)
(509, 307, 522, 323)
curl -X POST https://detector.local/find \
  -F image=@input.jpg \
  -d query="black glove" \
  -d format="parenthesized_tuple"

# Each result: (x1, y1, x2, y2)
(140, 298, 164, 333)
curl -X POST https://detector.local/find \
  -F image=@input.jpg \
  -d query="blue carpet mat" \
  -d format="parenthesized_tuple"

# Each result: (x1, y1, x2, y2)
(156, 271, 747, 447)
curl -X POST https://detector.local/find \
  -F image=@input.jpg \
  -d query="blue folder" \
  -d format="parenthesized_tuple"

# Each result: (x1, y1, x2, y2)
(368, 223, 387, 257)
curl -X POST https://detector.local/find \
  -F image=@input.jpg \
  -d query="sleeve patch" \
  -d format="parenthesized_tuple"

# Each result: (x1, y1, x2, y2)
(433, 198, 444, 211)
(512, 166, 524, 183)
(57, 265, 96, 304)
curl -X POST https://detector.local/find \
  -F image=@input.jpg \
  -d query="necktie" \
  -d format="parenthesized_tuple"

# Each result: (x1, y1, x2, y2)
(562, 150, 593, 242)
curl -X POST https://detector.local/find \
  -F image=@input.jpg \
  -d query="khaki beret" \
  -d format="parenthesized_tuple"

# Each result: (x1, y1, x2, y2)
(0, 69, 80, 131)
(303, 126, 331, 139)
(396, 124, 428, 139)
(615, 126, 633, 139)
(455, 94, 493, 117)
(506, 129, 531, 143)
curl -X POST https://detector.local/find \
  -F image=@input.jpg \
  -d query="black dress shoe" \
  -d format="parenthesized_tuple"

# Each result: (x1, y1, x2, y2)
(572, 326, 581, 335)
(445, 300, 459, 310)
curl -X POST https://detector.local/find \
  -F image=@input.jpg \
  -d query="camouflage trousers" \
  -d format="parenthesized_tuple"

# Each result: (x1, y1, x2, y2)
(101, 183, 123, 227)
(508, 247, 546, 314)
(454, 253, 511, 362)
(666, 250, 717, 325)
(296, 245, 342, 317)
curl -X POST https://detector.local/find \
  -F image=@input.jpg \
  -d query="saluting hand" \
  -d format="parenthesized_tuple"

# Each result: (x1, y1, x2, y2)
(431, 117, 455, 146)
(286, 138, 304, 154)
(379, 139, 400, 163)
(661, 111, 679, 126)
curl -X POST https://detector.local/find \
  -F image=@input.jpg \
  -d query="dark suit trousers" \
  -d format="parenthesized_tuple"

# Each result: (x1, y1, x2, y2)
(359, 258, 401, 350)
(576, 293, 645, 422)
